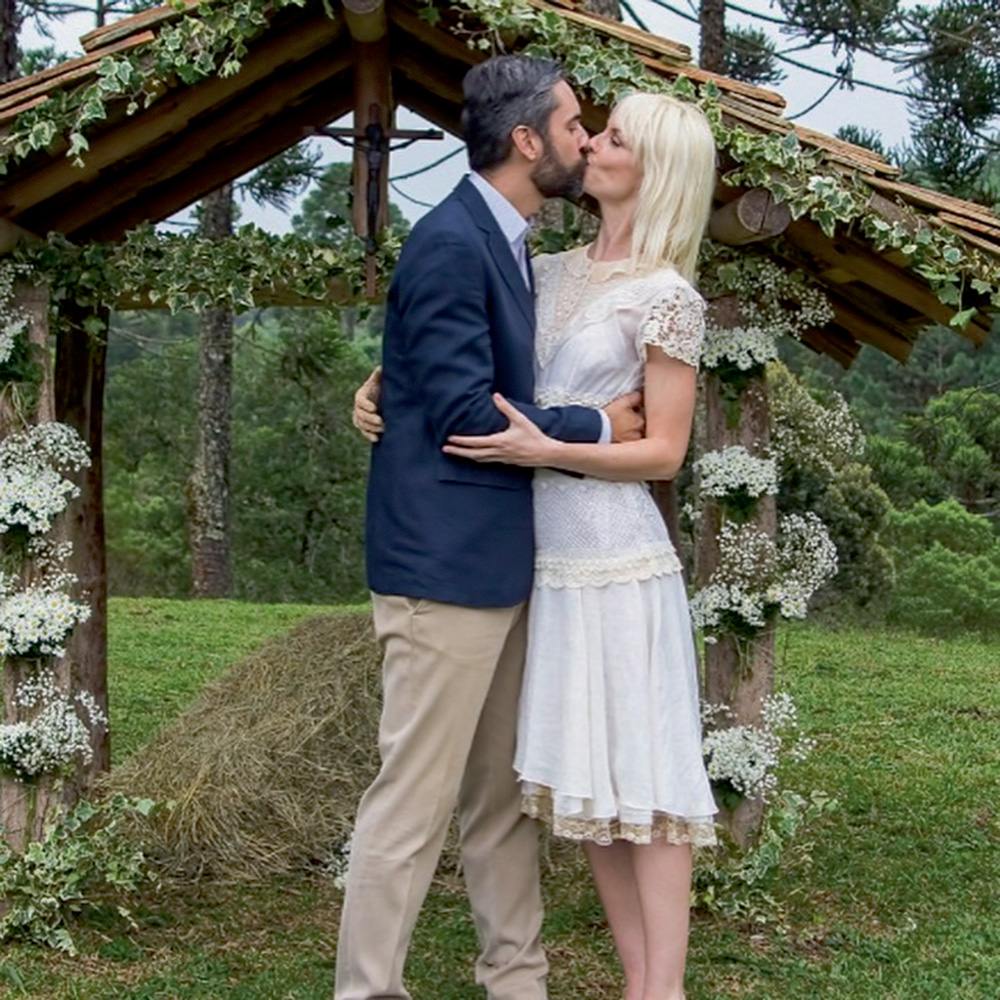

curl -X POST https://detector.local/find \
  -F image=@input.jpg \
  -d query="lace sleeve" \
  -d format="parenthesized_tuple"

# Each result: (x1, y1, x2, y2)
(637, 281, 705, 368)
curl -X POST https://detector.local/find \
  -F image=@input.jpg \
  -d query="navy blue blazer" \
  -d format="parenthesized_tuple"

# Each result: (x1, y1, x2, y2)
(365, 177, 603, 607)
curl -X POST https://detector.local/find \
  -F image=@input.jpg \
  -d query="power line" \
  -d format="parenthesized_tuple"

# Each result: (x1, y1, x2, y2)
(620, 0, 651, 32)
(389, 180, 436, 210)
(641, 0, 932, 104)
(389, 145, 464, 182)
(785, 78, 840, 120)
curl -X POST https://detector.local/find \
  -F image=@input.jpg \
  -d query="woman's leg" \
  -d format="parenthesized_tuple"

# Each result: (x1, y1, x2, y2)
(582, 840, 646, 1000)
(631, 841, 693, 1000)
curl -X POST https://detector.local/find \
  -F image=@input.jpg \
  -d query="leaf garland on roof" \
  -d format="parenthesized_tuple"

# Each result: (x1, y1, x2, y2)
(0, 0, 996, 318)
(12, 224, 400, 315)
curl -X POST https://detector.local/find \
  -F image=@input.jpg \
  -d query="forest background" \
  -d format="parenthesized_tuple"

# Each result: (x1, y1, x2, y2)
(14, 0, 1000, 635)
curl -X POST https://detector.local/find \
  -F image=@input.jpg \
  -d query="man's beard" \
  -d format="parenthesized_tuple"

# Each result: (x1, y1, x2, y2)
(531, 140, 587, 200)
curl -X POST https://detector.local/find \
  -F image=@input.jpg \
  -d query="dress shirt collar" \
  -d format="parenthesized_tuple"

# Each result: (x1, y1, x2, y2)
(467, 172, 531, 250)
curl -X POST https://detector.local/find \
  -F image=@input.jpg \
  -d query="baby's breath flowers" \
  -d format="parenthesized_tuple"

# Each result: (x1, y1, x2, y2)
(695, 446, 777, 519)
(0, 671, 105, 781)
(690, 514, 837, 642)
(701, 255, 834, 376)
(701, 693, 815, 804)
(0, 584, 91, 659)
(0, 261, 29, 367)
(0, 423, 90, 539)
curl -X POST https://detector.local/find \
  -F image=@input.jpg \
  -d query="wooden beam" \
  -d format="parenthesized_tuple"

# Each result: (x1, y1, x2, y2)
(35, 47, 353, 236)
(800, 326, 860, 369)
(709, 188, 790, 245)
(866, 174, 1000, 228)
(0, 217, 42, 254)
(394, 77, 463, 139)
(0, 6, 342, 223)
(72, 72, 354, 241)
(389, 3, 480, 68)
(343, 0, 387, 42)
(79, 0, 198, 53)
(826, 294, 914, 363)
(0, 32, 155, 111)
(636, 56, 786, 109)
(526, 0, 693, 65)
(393, 52, 464, 110)
(784, 217, 973, 337)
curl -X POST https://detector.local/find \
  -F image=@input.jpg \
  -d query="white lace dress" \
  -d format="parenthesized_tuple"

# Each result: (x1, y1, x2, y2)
(515, 246, 717, 846)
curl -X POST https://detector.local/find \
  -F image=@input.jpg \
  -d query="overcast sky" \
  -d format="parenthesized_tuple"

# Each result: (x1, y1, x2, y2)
(23, 1, 919, 230)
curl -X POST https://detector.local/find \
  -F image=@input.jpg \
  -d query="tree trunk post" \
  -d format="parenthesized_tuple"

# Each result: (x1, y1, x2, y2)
(0, 0, 19, 85)
(696, 295, 775, 847)
(54, 300, 111, 788)
(699, 0, 726, 74)
(189, 184, 234, 597)
(1, 285, 101, 849)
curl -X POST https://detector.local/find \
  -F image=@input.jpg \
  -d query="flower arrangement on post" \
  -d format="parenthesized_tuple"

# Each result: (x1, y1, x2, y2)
(701, 252, 835, 425)
(0, 264, 104, 792)
(690, 513, 838, 643)
(694, 444, 777, 521)
(701, 692, 815, 810)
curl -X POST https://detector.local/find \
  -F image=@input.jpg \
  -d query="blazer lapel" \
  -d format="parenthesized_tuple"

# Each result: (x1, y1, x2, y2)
(455, 179, 536, 332)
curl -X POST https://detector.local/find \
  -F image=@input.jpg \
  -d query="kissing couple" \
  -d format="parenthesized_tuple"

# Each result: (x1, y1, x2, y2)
(337, 54, 718, 1000)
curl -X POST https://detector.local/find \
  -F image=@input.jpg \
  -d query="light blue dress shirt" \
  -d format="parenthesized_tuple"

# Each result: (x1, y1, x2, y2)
(467, 172, 612, 443)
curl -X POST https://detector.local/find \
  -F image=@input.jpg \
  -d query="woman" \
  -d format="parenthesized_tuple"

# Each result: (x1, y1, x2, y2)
(443, 92, 718, 1000)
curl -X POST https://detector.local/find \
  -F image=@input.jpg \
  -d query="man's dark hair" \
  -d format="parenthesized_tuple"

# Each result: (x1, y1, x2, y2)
(461, 56, 566, 173)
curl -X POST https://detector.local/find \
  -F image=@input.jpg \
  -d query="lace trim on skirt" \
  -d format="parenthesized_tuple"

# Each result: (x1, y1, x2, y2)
(522, 784, 717, 847)
(534, 547, 683, 588)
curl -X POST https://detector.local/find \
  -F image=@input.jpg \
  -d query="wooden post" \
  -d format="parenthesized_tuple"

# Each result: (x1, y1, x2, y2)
(54, 302, 111, 788)
(0, 284, 75, 852)
(344, 0, 392, 299)
(709, 189, 791, 246)
(350, 38, 393, 298)
(696, 294, 776, 847)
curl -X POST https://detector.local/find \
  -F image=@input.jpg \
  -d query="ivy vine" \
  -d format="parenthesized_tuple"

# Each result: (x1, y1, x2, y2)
(0, 0, 995, 320)
(11, 225, 399, 318)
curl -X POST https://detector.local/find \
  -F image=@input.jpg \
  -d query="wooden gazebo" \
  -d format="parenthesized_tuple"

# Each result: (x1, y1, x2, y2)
(1, 0, 999, 811)
(0, 0, 997, 356)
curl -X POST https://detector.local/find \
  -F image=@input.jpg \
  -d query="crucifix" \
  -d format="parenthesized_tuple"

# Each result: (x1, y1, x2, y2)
(316, 108, 442, 299)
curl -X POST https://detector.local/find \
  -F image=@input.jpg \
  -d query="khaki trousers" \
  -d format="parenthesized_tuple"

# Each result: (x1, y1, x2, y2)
(334, 594, 547, 1000)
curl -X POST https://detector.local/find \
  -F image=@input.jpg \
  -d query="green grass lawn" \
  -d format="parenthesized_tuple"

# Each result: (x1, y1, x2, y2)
(1, 599, 998, 999)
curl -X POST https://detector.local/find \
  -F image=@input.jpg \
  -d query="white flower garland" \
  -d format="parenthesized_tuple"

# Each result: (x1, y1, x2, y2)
(690, 515, 837, 641)
(701, 257, 834, 372)
(0, 584, 92, 659)
(701, 693, 815, 801)
(695, 445, 777, 500)
(0, 261, 29, 366)
(701, 325, 780, 371)
(0, 671, 105, 781)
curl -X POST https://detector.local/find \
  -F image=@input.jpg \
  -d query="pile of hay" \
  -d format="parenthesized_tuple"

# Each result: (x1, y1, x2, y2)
(106, 611, 383, 880)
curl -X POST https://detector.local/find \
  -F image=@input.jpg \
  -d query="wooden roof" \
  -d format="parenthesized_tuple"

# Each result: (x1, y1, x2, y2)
(0, 0, 998, 366)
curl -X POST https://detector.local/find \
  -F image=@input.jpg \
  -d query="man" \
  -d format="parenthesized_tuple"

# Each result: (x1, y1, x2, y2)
(336, 56, 641, 1000)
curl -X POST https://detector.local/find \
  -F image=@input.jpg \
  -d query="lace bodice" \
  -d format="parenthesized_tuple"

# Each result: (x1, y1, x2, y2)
(531, 247, 705, 589)
(533, 245, 705, 407)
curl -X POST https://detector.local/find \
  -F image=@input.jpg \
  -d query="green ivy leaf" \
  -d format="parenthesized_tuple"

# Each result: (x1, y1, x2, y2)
(418, 1, 441, 23)
(950, 307, 977, 328)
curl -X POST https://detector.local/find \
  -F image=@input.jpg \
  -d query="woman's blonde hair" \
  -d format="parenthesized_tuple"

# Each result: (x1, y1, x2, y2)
(611, 92, 716, 281)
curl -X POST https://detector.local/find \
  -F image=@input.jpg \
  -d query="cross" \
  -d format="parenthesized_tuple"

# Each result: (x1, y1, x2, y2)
(314, 106, 443, 298)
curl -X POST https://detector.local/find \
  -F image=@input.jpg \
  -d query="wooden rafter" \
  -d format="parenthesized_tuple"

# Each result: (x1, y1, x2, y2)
(78, 68, 355, 241)
(0, 6, 345, 221)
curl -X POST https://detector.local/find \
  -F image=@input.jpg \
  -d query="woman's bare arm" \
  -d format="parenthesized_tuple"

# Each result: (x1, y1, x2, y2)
(443, 348, 696, 481)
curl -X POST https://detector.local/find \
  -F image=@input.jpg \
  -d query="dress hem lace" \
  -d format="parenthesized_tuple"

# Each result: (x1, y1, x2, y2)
(522, 784, 717, 847)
